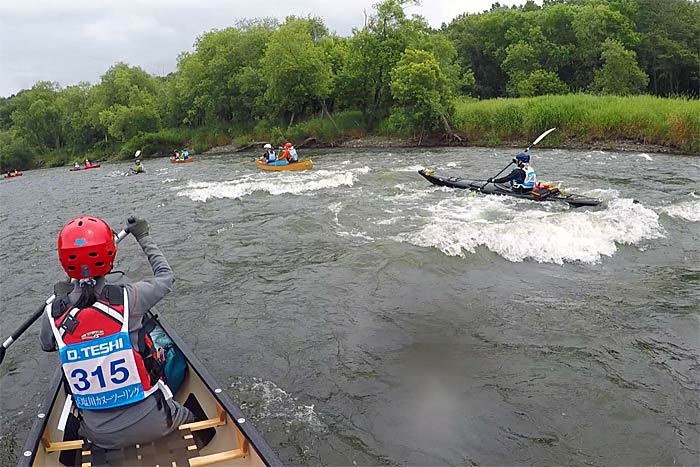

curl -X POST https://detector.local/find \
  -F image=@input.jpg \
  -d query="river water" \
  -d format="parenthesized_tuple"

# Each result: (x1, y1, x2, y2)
(1, 147, 698, 466)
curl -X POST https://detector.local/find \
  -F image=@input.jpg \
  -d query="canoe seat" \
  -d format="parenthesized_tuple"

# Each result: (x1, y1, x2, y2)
(41, 394, 251, 466)
(80, 428, 199, 466)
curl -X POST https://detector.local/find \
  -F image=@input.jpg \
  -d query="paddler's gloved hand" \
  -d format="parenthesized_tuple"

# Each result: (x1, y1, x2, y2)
(53, 279, 73, 296)
(126, 216, 150, 241)
(487, 178, 494, 183)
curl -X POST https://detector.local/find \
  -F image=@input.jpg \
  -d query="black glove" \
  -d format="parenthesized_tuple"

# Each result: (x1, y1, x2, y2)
(126, 216, 149, 240)
(487, 178, 494, 183)
(53, 279, 73, 296)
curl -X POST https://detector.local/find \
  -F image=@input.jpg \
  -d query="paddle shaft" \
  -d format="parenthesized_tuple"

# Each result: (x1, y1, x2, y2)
(480, 128, 556, 190)
(0, 229, 129, 364)
(479, 162, 512, 190)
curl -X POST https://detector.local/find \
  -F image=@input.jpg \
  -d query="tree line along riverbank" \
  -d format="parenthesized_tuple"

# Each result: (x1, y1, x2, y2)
(1, 0, 699, 171)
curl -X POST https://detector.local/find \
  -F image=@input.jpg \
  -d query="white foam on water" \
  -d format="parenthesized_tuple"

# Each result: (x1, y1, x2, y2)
(161, 178, 178, 183)
(176, 167, 370, 202)
(636, 153, 654, 161)
(230, 377, 323, 429)
(660, 199, 700, 222)
(399, 195, 663, 264)
(375, 217, 403, 226)
(392, 164, 425, 172)
(328, 201, 375, 240)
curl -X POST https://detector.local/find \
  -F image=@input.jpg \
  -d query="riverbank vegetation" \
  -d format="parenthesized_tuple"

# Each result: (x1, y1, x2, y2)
(1, 0, 698, 171)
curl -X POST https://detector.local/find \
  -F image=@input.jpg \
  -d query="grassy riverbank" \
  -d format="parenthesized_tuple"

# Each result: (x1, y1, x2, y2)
(452, 94, 700, 154)
(204, 94, 700, 155)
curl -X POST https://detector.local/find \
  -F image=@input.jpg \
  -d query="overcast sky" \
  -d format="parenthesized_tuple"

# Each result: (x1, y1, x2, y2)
(0, 0, 531, 98)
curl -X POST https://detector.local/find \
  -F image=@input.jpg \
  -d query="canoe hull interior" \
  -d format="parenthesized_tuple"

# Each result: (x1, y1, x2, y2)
(20, 313, 282, 467)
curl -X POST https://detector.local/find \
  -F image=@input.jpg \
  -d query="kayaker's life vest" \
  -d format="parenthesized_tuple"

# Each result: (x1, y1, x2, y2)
(511, 164, 536, 190)
(288, 147, 298, 162)
(46, 286, 166, 410)
(265, 150, 277, 163)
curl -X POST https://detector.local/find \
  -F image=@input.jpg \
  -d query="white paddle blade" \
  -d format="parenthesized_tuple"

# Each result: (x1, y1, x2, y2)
(529, 128, 556, 150)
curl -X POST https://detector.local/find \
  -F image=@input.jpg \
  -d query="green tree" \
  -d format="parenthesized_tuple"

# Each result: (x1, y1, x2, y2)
(260, 17, 333, 125)
(570, 1, 640, 89)
(169, 20, 273, 126)
(0, 130, 33, 171)
(515, 69, 569, 96)
(339, 0, 430, 128)
(10, 82, 64, 151)
(591, 39, 648, 95)
(389, 49, 455, 138)
(630, 0, 700, 95)
(87, 63, 162, 141)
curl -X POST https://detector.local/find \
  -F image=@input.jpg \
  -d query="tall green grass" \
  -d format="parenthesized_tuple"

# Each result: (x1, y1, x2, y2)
(453, 94, 700, 154)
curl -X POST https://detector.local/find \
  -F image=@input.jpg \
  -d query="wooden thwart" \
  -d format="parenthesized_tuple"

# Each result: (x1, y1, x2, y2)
(188, 448, 246, 467)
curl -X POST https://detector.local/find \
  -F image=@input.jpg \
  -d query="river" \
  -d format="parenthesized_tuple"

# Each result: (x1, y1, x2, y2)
(1, 147, 698, 466)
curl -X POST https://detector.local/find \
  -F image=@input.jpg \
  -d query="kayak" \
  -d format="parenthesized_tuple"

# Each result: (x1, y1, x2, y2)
(255, 159, 313, 171)
(19, 312, 283, 467)
(69, 165, 101, 171)
(418, 169, 601, 208)
(4, 172, 22, 178)
(171, 157, 194, 164)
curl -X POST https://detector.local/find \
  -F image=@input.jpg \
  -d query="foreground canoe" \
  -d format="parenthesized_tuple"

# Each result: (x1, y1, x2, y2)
(4, 172, 22, 178)
(255, 159, 313, 171)
(171, 158, 194, 164)
(419, 169, 601, 208)
(69, 165, 101, 171)
(20, 313, 283, 467)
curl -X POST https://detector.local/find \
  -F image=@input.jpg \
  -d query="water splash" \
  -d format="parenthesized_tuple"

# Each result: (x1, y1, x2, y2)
(229, 377, 324, 431)
(659, 198, 700, 222)
(177, 167, 370, 202)
(399, 196, 663, 264)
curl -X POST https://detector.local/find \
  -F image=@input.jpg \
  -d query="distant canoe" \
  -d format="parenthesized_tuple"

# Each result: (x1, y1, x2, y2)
(255, 159, 313, 171)
(69, 164, 101, 171)
(170, 157, 194, 164)
(4, 172, 23, 178)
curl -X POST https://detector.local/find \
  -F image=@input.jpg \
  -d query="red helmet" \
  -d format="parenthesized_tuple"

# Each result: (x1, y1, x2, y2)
(284, 143, 292, 149)
(58, 216, 116, 279)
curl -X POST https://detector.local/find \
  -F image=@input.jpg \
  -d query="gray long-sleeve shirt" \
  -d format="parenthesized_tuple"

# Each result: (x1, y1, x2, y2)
(39, 234, 191, 447)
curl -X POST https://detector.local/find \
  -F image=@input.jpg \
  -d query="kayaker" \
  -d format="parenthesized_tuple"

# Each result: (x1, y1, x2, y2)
(85, 159, 92, 168)
(488, 152, 537, 193)
(39, 215, 193, 450)
(262, 143, 277, 164)
(280, 142, 298, 163)
(74, 162, 81, 169)
(182, 149, 189, 160)
(131, 159, 144, 174)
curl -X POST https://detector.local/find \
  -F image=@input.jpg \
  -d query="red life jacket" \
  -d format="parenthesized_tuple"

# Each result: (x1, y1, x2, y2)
(46, 285, 165, 410)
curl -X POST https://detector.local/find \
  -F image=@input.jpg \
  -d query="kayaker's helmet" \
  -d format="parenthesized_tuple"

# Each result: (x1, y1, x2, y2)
(58, 216, 116, 279)
(515, 152, 530, 164)
(284, 143, 292, 149)
(264, 144, 272, 149)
